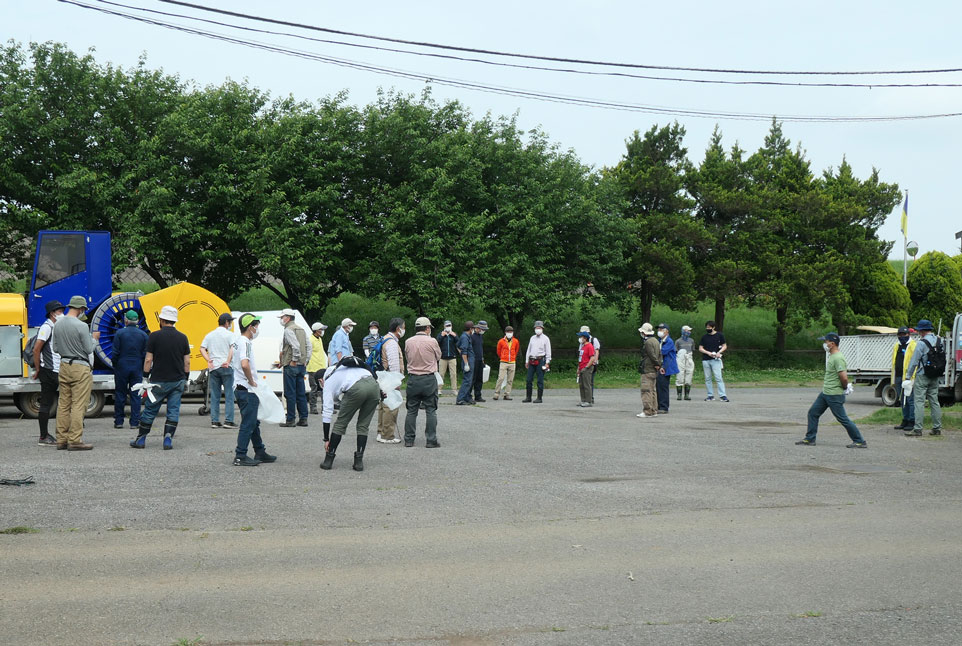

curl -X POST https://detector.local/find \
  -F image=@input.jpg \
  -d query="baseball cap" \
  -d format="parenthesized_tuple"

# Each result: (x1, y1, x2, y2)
(443, 320, 452, 326)
(576, 331, 591, 338)
(278, 308, 297, 318)
(505, 326, 514, 332)
(45, 300, 65, 315)
(415, 316, 432, 327)
(817, 332, 841, 345)
(125, 310, 140, 321)
(369, 320, 380, 328)
(341, 318, 357, 327)
(657, 322, 669, 329)
(311, 322, 328, 331)
(239, 313, 262, 331)
(68, 295, 87, 309)
(897, 326, 910, 335)
(218, 312, 234, 325)
(682, 325, 692, 332)
(159, 305, 179, 322)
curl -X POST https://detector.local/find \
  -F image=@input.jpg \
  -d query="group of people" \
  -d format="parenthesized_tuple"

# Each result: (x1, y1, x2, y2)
(636, 321, 729, 418)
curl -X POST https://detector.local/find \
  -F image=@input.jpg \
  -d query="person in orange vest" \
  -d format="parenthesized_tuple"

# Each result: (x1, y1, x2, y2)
(891, 326, 917, 431)
(493, 326, 521, 400)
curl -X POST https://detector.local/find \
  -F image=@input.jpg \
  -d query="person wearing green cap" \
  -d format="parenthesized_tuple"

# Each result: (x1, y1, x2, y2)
(112, 310, 148, 430)
(230, 313, 277, 466)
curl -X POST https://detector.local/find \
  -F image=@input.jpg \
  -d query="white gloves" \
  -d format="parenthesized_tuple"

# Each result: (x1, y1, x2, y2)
(464, 362, 471, 372)
(901, 380, 912, 390)
(844, 383, 854, 396)
(131, 378, 160, 403)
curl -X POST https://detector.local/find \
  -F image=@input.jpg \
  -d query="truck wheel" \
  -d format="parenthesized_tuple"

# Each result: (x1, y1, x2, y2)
(15, 392, 49, 419)
(85, 391, 106, 418)
(880, 383, 899, 407)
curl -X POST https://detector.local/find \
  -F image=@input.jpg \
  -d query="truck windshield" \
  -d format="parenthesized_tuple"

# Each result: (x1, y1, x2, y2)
(34, 233, 85, 288)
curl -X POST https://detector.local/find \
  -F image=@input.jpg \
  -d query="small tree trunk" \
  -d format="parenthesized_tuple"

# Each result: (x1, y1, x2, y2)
(775, 304, 788, 353)
(640, 284, 654, 324)
(714, 297, 726, 332)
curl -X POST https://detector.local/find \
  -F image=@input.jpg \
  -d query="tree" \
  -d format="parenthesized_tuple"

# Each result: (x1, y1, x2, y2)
(847, 261, 911, 328)
(688, 127, 757, 331)
(907, 251, 962, 329)
(607, 123, 704, 323)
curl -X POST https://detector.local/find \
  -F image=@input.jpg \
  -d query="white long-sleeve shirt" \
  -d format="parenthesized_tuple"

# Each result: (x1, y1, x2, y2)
(321, 365, 376, 423)
(524, 334, 552, 364)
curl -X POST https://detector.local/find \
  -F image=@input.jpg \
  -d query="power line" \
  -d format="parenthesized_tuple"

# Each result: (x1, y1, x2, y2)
(82, 0, 962, 89)
(155, 0, 962, 77)
(57, 0, 962, 123)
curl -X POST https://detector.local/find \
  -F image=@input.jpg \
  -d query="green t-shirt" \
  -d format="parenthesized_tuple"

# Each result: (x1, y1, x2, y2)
(823, 351, 847, 395)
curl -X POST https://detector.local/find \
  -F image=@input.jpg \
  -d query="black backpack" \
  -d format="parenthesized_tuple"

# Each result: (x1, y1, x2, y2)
(921, 337, 947, 378)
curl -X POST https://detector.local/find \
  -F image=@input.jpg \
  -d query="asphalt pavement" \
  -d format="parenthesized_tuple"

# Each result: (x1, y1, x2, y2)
(2, 385, 961, 646)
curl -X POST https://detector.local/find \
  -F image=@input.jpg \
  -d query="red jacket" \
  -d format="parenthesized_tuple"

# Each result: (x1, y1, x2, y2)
(496, 337, 520, 362)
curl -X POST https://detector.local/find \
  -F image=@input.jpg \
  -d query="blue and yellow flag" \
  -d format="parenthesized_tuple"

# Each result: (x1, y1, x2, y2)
(900, 193, 908, 237)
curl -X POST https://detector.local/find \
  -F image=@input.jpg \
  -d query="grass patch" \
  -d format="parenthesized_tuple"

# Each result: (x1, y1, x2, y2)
(107, 525, 125, 531)
(707, 615, 734, 623)
(794, 611, 823, 618)
(0, 526, 40, 535)
(171, 637, 205, 646)
(857, 406, 962, 431)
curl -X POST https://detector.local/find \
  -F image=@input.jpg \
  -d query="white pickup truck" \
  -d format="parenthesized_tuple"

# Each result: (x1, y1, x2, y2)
(839, 313, 962, 408)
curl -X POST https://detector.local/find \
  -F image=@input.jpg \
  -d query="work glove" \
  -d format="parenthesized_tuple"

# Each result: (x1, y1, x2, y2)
(901, 380, 912, 391)
(464, 362, 471, 372)
(844, 383, 854, 396)
(131, 377, 160, 403)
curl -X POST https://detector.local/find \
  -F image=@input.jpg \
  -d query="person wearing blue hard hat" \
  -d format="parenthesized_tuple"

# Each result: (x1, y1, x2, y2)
(903, 319, 944, 436)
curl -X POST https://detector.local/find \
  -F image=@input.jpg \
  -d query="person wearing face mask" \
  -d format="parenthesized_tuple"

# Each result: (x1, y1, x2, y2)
(31, 300, 64, 446)
(471, 321, 489, 402)
(113, 310, 150, 430)
(403, 316, 443, 447)
(890, 326, 917, 431)
(328, 318, 357, 363)
(674, 325, 695, 401)
(578, 326, 601, 404)
(277, 308, 312, 428)
(376, 317, 405, 444)
(523, 321, 552, 403)
(637, 323, 661, 418)
(307, 322, 329, 415)
(230, 314, 277, 466)
(795, 333, 866, 448)
(493, 326, 520, 400)
(656, 323, 679, 414)
(576, 331, 597, 407)
(436, 319, 459, 396)
(456, 321, 476, 405)
(698, 320, 729, 402)
(362, 321, 381, 359)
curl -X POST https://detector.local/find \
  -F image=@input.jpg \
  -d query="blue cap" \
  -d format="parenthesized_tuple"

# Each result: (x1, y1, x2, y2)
(576, 331, 591, 338)
(817, 332, 841, 345)
(916, 319, 934, 331)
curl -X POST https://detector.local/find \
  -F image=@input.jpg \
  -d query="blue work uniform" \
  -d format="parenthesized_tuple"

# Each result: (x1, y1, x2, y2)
(112, 324, 148, 427)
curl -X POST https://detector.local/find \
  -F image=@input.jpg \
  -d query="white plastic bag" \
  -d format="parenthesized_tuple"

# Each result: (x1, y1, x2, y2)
(253, 386, 286, 423)
(435, 371, 444, 387)
(377, 371, 405, 411)
(483, 363, 491, 383)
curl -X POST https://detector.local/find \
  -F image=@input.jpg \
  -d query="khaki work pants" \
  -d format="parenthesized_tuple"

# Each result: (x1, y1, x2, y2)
(494, 361, 516, 396)
(438, 358, 459, 393)
(57, 362, 92, 444)
(640, 373, 658, 416)
(377, 400, 401, 440)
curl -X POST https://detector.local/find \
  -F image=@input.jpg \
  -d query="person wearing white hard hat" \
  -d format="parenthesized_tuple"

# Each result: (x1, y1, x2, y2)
(637, 323, 660, 418)
(130, 305, 190, 450)
(276, 308, 311, 427)
(328, 317, 357, 363)
(674, 325, 695, 401)
(307, 322, 329, 415)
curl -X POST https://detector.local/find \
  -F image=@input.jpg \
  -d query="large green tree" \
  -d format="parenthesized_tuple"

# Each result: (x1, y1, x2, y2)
(606, 123, 704, 323)
(907, 251, 962, 329)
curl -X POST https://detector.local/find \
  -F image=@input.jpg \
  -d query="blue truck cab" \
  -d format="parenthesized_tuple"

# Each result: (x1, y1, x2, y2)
(27, 231, 112, 328)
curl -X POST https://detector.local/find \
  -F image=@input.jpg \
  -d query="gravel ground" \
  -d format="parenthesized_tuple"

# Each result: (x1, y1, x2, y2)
(2, 385, 961, 646)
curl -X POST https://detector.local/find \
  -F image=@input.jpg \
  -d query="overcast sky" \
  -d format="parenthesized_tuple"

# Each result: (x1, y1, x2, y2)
(6, 1, 962, 259)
